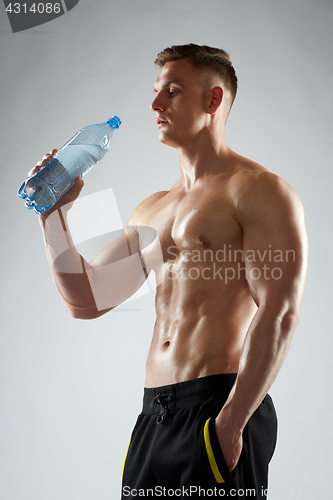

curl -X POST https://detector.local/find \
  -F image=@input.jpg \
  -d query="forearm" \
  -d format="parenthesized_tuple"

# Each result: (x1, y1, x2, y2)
(39, 209, 111, 319)
(220, 305, 299, 431)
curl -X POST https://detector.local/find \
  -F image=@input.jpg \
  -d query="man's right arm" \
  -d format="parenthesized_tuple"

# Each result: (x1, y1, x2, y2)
(35, 151, 148, 319)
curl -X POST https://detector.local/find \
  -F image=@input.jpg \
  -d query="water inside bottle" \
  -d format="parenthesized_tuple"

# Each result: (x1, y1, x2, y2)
(58, 144, 105, 178)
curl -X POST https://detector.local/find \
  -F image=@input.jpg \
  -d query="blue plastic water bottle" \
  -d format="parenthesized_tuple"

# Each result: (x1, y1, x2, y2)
(18, 116, 121, 215)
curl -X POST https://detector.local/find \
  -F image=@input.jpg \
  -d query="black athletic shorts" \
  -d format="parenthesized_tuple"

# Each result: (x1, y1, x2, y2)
(121, 374, 277, 499)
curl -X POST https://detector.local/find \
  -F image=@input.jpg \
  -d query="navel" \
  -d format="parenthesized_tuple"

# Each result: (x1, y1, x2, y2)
(197, 234, 211, 248)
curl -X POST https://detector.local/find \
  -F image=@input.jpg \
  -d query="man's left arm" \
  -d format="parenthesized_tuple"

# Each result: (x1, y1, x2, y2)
(216, 172, 308, 471)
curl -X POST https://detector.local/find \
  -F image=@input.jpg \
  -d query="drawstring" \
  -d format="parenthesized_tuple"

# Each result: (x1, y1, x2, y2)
(149, 391, 170, 424)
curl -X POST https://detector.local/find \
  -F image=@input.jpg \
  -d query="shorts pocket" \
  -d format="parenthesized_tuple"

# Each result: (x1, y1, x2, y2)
(203, 417, 235, 484)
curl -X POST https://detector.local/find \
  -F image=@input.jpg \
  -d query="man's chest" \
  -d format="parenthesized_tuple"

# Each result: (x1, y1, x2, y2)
(137, 181, 243, 261)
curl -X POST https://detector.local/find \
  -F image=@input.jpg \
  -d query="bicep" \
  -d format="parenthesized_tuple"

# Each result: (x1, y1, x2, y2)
(89, 225, 140, 269)
(240, 177, 308, 310)
(88, 193, 148, 270)
(88, 189, 166, 273)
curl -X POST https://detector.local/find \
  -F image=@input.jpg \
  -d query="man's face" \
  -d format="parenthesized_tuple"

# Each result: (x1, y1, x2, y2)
(151, 59, 208, 148)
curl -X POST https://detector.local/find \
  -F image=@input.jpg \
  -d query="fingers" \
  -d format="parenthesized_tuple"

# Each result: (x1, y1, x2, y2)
(38, 175, 85, 220)
(68, 175, 85, 201)
(72, 175, 85, 194)
(54, 175, 84, 206)
(28, 149, 58, 177)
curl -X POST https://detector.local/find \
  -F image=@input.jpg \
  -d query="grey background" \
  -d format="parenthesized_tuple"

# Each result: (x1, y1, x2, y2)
(1, 0, 332, 498)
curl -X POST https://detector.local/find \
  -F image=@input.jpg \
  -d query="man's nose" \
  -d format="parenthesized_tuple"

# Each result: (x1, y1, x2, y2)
(150, 94, 165, 112)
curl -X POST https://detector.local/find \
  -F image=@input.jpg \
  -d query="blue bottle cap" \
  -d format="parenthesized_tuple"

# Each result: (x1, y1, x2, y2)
(107, 116, 121, 129)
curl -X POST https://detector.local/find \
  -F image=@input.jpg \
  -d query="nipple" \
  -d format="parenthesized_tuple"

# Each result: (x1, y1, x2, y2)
(197, 234, 211, 248)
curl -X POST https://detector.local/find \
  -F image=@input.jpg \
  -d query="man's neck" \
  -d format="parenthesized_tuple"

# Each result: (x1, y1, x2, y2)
(177, 130, 231, 190)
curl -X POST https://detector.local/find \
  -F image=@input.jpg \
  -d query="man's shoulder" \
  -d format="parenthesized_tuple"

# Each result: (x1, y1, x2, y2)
(229, 154, 299, 203)
(230, 153, 274, 186)
(229, 156, 303, 225)
(138, 190, 171, 212)
(126, 190, 170, 226)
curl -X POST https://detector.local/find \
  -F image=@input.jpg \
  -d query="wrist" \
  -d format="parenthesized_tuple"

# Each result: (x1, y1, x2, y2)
(216, 398, 250, 434)
(39, 206, 68, 230)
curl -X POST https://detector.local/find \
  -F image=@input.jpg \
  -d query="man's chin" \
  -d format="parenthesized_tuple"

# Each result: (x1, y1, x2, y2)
(158, 132, 178, 148)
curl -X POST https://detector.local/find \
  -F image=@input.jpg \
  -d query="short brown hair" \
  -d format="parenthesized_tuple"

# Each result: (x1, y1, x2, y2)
(154, 43, 238, 107)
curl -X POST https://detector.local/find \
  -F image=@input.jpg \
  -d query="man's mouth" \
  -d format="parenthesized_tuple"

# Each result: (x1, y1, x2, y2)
(156, 117, 168, 127)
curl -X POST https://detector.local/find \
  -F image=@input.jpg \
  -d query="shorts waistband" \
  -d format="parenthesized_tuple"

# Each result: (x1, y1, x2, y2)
(141, 373, 237, 421)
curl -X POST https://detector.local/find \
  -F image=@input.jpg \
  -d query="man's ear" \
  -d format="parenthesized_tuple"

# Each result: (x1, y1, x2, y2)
(207, 86, 223, 114)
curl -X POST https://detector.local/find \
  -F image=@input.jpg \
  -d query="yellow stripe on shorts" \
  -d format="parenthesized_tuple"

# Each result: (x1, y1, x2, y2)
(203, 418, 225, 483)
(122, 437, 131, 477)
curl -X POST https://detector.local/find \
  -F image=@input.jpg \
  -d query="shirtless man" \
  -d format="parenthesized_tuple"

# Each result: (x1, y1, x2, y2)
(34, 45, 308, 498)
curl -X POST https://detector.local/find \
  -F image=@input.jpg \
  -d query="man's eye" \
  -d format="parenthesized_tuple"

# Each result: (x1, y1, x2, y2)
(169, 90, 177, 97)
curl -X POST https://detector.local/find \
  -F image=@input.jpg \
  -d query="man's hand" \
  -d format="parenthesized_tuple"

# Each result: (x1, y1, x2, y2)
(215, 405, 243, 472)
(29, 149, 84, 220)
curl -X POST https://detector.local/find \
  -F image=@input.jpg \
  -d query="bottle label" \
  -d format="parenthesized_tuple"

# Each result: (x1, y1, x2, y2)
(35, 158, 72, 196)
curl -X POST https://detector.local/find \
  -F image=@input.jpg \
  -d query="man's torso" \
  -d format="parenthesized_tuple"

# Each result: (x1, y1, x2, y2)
(130, 152, 268, 387)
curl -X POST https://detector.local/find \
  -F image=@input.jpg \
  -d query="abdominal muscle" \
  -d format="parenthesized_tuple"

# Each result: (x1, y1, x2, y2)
(145, 257, 258, 388)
